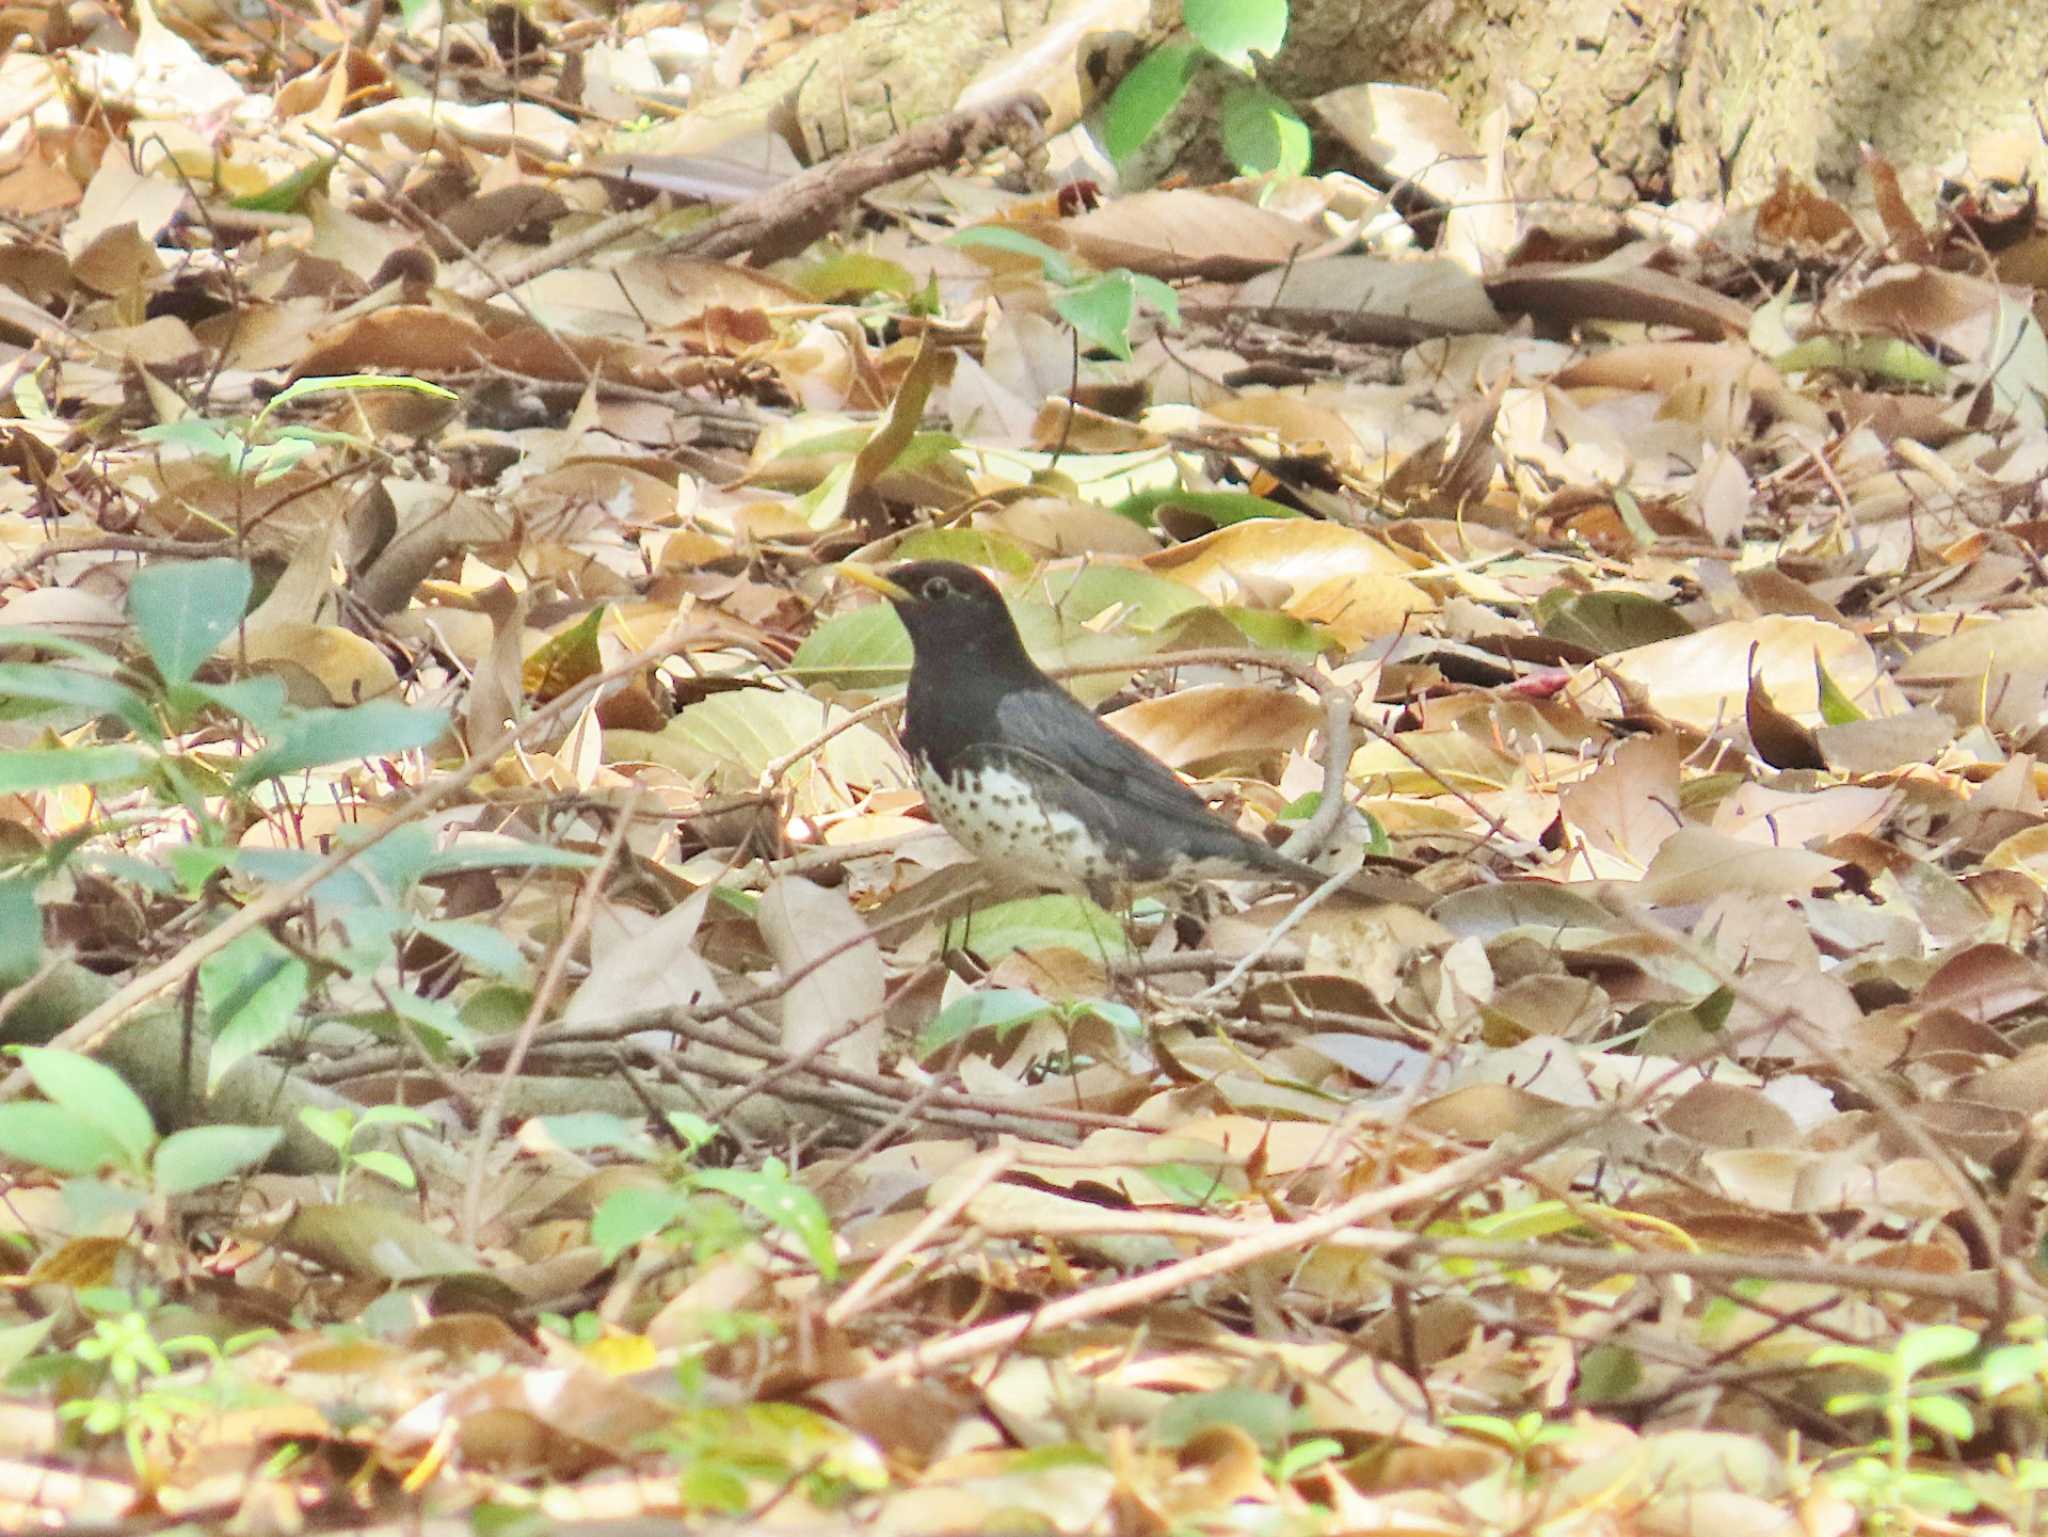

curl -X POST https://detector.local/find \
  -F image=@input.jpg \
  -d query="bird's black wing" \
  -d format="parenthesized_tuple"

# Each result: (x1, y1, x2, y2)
(968, 686, 1433, 903)
(984, 684, 1281, 874)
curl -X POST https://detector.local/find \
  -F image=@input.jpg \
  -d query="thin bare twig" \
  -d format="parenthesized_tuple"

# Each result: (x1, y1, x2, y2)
(862, 1140, 1519, 1381)
(825, 1146, 1018, 1326)
(458, 787, 642, 1245)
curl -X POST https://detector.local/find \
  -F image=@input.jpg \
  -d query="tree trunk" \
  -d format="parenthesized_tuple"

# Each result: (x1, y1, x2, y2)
(1268, 0, 2047, 205)
(683, 0, 2045, 208)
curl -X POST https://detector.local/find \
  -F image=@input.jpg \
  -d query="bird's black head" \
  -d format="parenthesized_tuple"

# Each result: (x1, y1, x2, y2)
(842, 560, 1029, 664)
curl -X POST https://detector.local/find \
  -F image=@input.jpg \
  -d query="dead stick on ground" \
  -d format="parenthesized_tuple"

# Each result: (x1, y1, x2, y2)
(455, 94, 1046, 300)
(457, 787, 642, 1246)
(861, 1141, 1519, 1382)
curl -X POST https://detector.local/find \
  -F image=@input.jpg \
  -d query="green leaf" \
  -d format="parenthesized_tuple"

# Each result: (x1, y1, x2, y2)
(695, 1167, 839, 1279)
(0, 877, 39, 986)
(1274, 1437, 1342, 1481)
(387, 986, 479, 1056)
(1809, 1344, 1892, 1375)
(0, 633, 127, 665)
(128, 559, 252, 686)
(299, 1106, 354, 1152)
(946, 225, 1078, 286)
(1895, 1324, 1980, 1376)
(1056, 272, 1139, 360)
(180, 675, 291, 733)
(1773, 335, 1952, 389)
(1910, 1393, 1977, 1440)
(533, 1112, 657, 1156)
(261, 372, 459, 411)
(1033, 562, 1208, 634)
(0, 1101, 124, 1176)
(1980, 1342, 2048, 1396)
(1574, 1342, 1643, 1403)
(591, 1185, 691, 1261)
(784, 602, 911, 690)
(1110, 488, 1299, 528)
(356, 1104, 436, 1132)
(667, 1111, 717, 1151)
(916, 989, 1056, 1059)
(678, 1464, 750, 1515)
(1613, 486, 1660, 547)
(12, 1047, 156, 1167)
(135, 418, 245, 460)
(942, 893, 1133, 962)
(891, 527, 1037, 574)
(1154, 1385, 1294, 1451)
(0, 662, 152, 733)
(1535, 588, 1694, 653)
(233, 699, 448, 787)
(413, 918, 527, 977)
(0, 744, 154, 793)
(790, 248, 919, 302)
(228, 156, 336, 213)
(1814, 654, 1865, 725)
(243, 438, 317, 484)
(1126, 271, 1180, 327)
(199, 929, 311, 1090)
(1220, 84, 1310, 176)
(254, 373, 458, 424)
(1102, 40, 1203, 162)
(0, 1315, 56, 1376)
(1184, 0, 1287, 68)
(1201, 604, 1335, 655)
(461, 983, 533, 1035)
(1140, 1161, 1230, 1205)
(1069, 998, 1141, 1036)
(152, 1125, 282, 1195)
(348, 1150, 417, 1190)
(415, 842, 602, 877)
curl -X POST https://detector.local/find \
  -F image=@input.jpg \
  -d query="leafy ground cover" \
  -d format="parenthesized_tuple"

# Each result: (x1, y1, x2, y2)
(2, 0, 2048, 1532)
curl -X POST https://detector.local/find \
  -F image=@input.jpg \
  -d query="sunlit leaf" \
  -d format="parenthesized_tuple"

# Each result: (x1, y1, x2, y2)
(694, 1167, 840, 1279)
(0, 741, 150, 795)
(1220, 84, 1310, 175)
(942, 893, 1133, 962)
(153, 1125, 282, 1194)
(1184, 0, 1286, 68)
(414, 917, 527, 977)
(199, 929, 311, 1090)
(1055, 272, 1139, 360)
(0, 662, 152, 733)
(916, 988, 1056, 1059)
(229, 156, 336, 213)
(947, 225, 1078, 285)
(522, 606, 605, 703)
(1102, 40, 1203, 163)
(0, 1102, 124, 1177)
(233, 699, 449, 786)
(591, 1185, 690, 1261)
(12, 1047, 155, 1168)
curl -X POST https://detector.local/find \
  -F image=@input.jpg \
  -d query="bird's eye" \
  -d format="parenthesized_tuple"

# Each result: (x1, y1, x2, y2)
(924, 576, 954, 600)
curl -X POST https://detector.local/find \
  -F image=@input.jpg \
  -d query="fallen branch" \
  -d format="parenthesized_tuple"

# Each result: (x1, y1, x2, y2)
(456, 94, 1046, 300)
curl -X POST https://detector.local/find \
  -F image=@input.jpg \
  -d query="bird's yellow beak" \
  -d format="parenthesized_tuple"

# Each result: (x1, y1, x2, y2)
(840, 562, 911, 601)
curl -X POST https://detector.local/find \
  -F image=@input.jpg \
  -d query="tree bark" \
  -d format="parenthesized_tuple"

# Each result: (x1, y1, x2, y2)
(667, 0, 2046, 211)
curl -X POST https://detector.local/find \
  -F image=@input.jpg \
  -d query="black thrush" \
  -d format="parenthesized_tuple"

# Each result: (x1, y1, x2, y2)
(842, 560, 1424, 905)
